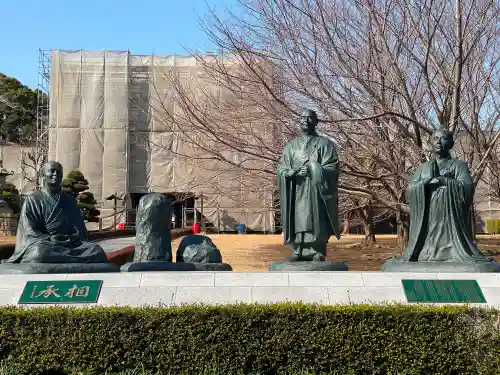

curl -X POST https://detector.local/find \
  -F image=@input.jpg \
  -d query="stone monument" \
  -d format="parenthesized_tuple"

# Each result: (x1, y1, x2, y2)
(176, 235, 222, 262)
(270, 109, 347, 271)
(120, 193, 232, 272)
(0, 161, 118, 274)
(382, 128, 500, 272)
(133, 193, 172, 262)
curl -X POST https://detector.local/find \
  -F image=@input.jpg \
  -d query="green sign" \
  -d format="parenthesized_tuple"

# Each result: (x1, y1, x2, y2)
(18, 280, 103, 304)
(402, 279, 486, 303)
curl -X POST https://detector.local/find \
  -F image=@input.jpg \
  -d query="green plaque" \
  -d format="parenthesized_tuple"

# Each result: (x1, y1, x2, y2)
(402, 279, 486, 303)
(18, 280, 103, 304)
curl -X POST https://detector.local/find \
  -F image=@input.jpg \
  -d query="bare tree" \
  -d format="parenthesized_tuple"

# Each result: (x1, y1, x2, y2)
(144, 0, 499, 242)
(19, 147, 44, 190)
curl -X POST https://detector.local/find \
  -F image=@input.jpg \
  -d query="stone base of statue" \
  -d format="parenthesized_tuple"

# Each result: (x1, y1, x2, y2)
(120, 261, 233, 272)
(0, 263, 120, 274)
(269, 260, 348, 271)
(381, 256, 500, 273)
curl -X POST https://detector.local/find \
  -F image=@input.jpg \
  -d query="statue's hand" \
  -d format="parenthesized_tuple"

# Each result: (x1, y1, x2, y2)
(50, 234, 71, 244)
(423, 177, 434, 185)
(437, 176, 452, 185)
(296, 165, 309, 177)
(428, 177, 440, 185)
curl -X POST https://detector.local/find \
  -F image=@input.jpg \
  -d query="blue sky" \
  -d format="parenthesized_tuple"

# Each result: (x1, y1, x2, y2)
(0, 0, 237, 89)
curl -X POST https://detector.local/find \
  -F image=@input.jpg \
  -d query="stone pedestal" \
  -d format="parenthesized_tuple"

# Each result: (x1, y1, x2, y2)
(0, 263, 120, 274)
(381, 256, 500, 273)
(120, 261, 232, 272)
(269, 260, 348, 271)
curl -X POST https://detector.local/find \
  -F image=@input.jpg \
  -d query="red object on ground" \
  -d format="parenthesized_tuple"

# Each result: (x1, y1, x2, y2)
(117, 223, 125, 230)
(192, 222, 201, 234)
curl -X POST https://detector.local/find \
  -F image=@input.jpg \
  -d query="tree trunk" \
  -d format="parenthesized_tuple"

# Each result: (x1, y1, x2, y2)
(341, 217, 350, 235)
(396, 211, 409, 250)
(471, 203, 477, 244)
(357, 203, 376, 246)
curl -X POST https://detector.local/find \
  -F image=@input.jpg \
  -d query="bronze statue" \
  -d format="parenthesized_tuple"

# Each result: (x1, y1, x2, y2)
(5, 161, 109, 264)
(277, 109, 340, 261)
(382, 128, 500, 272)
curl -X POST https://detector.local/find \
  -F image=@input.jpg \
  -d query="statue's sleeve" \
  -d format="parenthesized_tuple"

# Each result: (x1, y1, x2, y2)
(277, 143, 295, 243)
(442, 161, 474, 204)
(276, 143, 295, 179)
(311, 139, 340, 239)
(14, 195, 50, 253)
(20, 196, 49, 237)
(407, 166, 425, 208)
(409, 165, 425, 186)
(401, 165, 426, 260)
(319, 140, 339, 172)
(308, 139, 339, 188)
(68, 195, 89, 241)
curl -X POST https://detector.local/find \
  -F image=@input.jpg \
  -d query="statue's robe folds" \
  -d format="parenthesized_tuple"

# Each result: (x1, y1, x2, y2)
(277, 134, 340, 259)
(5, 189, 108, 264)
(402, 157, 487, 262)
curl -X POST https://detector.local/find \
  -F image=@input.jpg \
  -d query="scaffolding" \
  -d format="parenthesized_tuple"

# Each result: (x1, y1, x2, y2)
(36, 49, 51, 164)
(44, 49, 277, 232)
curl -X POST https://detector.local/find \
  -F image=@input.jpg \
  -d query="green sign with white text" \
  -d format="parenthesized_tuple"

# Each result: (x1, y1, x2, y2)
(402, 279, 486, 303)
(18, 280, 103, 304)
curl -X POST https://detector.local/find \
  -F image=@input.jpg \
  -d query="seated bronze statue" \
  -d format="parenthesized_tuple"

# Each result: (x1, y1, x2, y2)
(382, 129, 500, 272)
(4, 161, 108, 264)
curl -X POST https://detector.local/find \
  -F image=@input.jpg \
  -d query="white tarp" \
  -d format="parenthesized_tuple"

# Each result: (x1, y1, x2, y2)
(47, 50, 275, 231)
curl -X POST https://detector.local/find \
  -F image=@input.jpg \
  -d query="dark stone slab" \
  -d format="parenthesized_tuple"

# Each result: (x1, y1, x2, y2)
(120, 261, 233, 272)
(134, 193, 172, 262)
(269, 260, 348, 271)
(381, 257, 500, 273)
(176, 235, 222, 263)
(0, 263, 120, 274)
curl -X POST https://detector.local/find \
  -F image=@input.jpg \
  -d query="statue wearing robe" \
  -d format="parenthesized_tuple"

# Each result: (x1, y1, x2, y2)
(277, 109, 340, 261)
(401, 157, 487, 261)
(401, 129, 493, 264)
(5, 162, 108, 264)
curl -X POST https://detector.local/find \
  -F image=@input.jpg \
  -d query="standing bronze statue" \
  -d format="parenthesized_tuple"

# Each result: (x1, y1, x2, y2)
(271, 109, 346, 271)
(382, 129, 500, 272)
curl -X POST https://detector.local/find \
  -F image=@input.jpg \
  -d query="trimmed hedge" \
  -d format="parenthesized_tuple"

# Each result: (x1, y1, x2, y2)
(0, 304, 498, 375)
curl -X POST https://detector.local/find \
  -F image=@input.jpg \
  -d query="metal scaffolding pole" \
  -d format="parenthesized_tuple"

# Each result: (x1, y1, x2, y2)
(36, 49, 51, 171)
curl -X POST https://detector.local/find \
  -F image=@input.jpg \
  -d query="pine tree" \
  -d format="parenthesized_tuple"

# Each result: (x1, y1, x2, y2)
(62, 169, 100, 222)
(1, 182, 21, 213)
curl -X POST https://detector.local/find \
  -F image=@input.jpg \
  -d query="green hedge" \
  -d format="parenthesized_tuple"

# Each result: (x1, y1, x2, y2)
(0, 304, 498, 375)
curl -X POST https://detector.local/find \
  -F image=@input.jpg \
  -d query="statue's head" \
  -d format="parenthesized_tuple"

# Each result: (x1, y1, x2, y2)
(431, 128, 454, 156)
(42, 161, 63, 190)
(300, 109, 318, 134)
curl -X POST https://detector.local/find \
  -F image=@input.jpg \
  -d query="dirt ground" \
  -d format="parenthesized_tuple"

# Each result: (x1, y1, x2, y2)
(172, 234, 500, 272)
(2, 234, 499, 272)
(0, 236, 15, 244)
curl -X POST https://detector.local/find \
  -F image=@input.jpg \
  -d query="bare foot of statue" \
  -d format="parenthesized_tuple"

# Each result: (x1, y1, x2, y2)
(312, 253, 325, 261)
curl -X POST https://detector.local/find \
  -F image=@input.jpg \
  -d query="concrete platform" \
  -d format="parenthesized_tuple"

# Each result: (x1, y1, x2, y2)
(270, 260, 348, 271)
(0, 272, 497, 307)
(0, 263, 120, 274)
